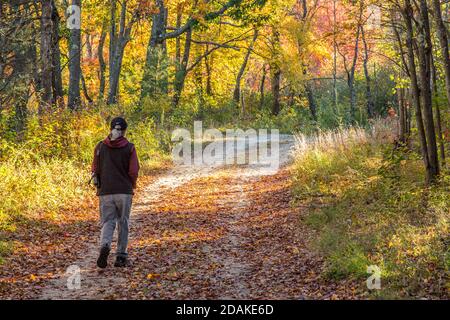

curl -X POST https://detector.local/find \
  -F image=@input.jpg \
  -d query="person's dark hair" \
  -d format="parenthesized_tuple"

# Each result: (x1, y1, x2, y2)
(110, 117, 128, 130)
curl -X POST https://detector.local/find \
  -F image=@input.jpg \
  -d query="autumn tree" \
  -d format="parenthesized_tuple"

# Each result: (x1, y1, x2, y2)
(40, 0, 54, 112)
(68, 0, 82, 109)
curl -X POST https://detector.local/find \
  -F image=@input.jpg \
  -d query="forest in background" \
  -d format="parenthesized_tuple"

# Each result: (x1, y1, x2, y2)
(0, 0, 449, 299)
(1, 0, 448, 170)
(3, 0, 438, 130)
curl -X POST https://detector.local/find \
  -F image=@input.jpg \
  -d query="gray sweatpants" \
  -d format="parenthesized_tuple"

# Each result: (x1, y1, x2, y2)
(99, 194, 133, 258)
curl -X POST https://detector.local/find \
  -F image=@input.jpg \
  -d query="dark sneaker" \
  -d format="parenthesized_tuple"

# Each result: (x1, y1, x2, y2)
(114, 256, 128, 267)
(96, 246, 110, 268)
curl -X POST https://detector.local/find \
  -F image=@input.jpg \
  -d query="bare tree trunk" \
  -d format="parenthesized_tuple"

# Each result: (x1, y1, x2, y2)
(391, 9, 410, 76)
(332, 0, 338, 112)
(288, 89, 295, 107)
(302, 66, 318, 122)
(271, 67, 281, 116)
(39, 0, 53, 113)
(141, 0, 168, 99)
(416, 0, 439, 180)
(305, 82, 317, 122)
(172, 27, 192, 107)
(403, 0, 433, 184)
(361, 25, 375, 119)
(431, 54, 446, 167)
(109, 0, 117, 88)
(431, 0, 450, 108)
(175, 3, 182, 71)
(81, 72, 93, 104)
(98, 20, 107, 100)
(271, 26, 281, 116)
(337, 1, 363, 123)
(107, 0, 135, 105)
(85, 33, 92, 60)
(51, 0, 63, 107)
(204, 45, 213, 96)
(434, 95, 446, 166)
(193, 44, 205, 116)
(259, 64, 266, 109)
(391, 10, 411, 143)
(233, 29, 258, 104)
(348, 26, 361, 122)
(31, 20, 41, 94)
(12, 3, 32, 136)
(68, 0, 82, 110)
(398, 88, 405, 141)
(241, 89, 246, 115)
(397, 87, 409, 143)
(107, 36, 126, 105)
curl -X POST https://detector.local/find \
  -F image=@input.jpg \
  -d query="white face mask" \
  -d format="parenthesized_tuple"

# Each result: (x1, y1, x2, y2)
(111, 128, 123, 140)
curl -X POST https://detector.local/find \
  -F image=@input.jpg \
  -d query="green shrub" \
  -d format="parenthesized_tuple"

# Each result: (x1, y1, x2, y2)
(291, 126, 449, 298)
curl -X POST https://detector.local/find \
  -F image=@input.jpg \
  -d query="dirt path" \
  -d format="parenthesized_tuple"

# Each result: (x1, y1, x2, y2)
(22, 134, 360, 299)
(38, 164, 220, 300)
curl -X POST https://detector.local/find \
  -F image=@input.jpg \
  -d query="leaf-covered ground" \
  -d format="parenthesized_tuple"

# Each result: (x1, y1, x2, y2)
(0, 148, 366, 299)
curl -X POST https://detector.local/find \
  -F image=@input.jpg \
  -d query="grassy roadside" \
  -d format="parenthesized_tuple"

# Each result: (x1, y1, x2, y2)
(0, 109, 171, 265)
(290, 125, 449, 299)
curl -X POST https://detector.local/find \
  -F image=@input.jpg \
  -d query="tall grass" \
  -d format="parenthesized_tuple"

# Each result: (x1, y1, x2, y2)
(0, 154, 91, 224)
(292, 118, 397, 158)
(0, 108, 169, 263)
(0, 146, 94, 264)
(291, 120, 449, 298)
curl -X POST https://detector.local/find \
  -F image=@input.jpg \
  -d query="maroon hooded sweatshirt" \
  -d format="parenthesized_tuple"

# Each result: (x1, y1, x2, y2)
(91, 135, 139, 195)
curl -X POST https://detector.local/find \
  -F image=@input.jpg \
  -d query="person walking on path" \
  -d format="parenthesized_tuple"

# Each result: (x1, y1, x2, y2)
(91, 117, 139, 268)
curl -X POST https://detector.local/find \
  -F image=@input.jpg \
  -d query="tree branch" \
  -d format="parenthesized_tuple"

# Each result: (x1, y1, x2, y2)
(161, 0, 244, 40)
